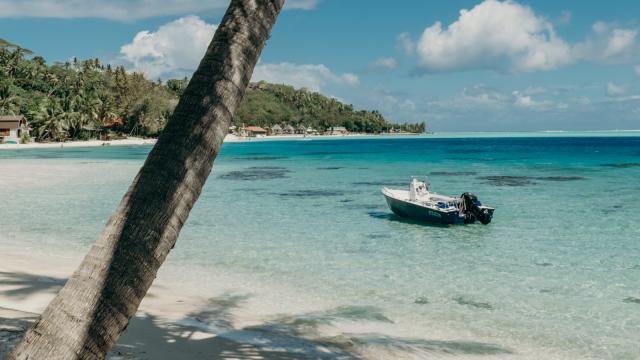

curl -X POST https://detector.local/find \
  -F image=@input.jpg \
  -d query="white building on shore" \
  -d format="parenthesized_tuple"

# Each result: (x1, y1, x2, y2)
(0, 115, 30, 144)
(327, 126, 348, 135)
(270, 124, 283, 135)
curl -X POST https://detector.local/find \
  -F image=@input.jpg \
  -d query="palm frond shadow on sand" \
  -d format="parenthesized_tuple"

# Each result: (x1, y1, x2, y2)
(0, 273, 512, 359)
(110, 293, 512, 359)
(0, 271, 67, 299)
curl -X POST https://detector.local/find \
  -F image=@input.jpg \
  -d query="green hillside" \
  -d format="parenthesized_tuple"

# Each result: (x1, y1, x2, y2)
(0, 40, 424, 142)
(236, 82, 424, 133)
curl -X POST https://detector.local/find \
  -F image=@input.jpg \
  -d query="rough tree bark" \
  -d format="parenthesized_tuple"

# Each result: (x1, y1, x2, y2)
(6, 1, 284, 359)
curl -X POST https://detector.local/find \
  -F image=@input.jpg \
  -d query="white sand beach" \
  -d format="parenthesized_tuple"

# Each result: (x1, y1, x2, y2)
(0, 248, 363, 360)
(0, 245, 587, 360)
(0, 133, 422, 150)
(0, 137, 157, 150)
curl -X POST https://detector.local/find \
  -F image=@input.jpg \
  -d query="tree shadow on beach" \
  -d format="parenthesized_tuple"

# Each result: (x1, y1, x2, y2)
(0, 277, 513, 359)
(110, 314, 359, 360)
(109, 293, 360, 360)
(0, 271, 67, 299)
(0, 308, 39, 358)
(108, 293, 513, 359)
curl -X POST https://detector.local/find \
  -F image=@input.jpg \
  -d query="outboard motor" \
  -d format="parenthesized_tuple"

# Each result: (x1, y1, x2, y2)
(460, 192, 492, 225)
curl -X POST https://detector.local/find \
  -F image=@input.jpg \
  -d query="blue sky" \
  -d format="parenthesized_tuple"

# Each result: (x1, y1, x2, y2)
(1, 0, 639, 131)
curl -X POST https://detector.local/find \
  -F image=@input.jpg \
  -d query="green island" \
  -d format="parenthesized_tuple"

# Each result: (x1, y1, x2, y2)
(0, 39, 425, 143)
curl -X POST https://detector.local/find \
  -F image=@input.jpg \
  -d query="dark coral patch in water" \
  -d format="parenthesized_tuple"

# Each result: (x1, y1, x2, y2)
(234, 156, 288, 161)
(414, 296, 430, 305)
(353, 181, 407, 187)
(448, 149, 487, 154)
(305, 151, 370, 156)
(535, 262, 553, 267)
(367, 211, 394, 220)
(317, 167, 344, 170)
(430, 171, 478, 176)
(453, 296, 494, 310)
(602, 204, 624, 214)
(600, 163, 640, 168)
(366, 234, 390, 239)
(537, 176, 585, 181)
(278, 189, 346, 198)
(343, 204, 382, 210)
(446, 157, 502, 161)
(478, 176, 534, 187)
(479, 175, 585, 186)
(623, 297, 640, 304)
(219, 167, 290, 180)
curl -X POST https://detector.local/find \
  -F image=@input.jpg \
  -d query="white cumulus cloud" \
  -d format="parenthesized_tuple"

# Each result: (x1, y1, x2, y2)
(410, 1, 640, 74)
(415, 0, 573, 73)
(367, 57, 398, 71)
(396, 32, 415, 56)
(252, 63, 359, 91)
(513, 91, 535, 107)
(120, 15, 357, 90)
(120, 16, 217, 79)
(575, 22, 639, 64)
(606, 82, 629, 97)
(0, 0, 319, 20)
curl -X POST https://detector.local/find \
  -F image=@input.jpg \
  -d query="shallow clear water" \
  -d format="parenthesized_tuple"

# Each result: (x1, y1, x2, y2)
(2, 134, 640, 359)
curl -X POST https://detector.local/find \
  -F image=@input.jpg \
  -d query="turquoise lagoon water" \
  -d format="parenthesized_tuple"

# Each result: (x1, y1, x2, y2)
(1, 134, 640, 359)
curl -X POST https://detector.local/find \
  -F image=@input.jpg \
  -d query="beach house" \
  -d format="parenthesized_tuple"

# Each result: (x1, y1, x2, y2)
(243, 126, 267, 137)
(0, 115, 29, 143)
(328, 126, 349, 135)
(270, 124, 283, 135)
(283, 124, 295, 134)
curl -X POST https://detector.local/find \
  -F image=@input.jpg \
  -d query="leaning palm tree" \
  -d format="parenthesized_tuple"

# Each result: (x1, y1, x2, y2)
(7, 1, 284, 359)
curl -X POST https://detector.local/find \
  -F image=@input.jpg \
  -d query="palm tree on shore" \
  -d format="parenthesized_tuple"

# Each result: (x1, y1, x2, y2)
(34, 99, 69, 141)
(0, 80, 19, 115)
(7, 1, 284, 359)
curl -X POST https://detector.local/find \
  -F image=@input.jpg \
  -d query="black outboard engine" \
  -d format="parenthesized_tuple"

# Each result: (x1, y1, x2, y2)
(460, 192, 492, 225)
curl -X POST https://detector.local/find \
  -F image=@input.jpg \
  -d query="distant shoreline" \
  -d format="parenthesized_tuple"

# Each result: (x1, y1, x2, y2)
(2, 130, 640, 150)
(0, 137, 158, 150)
(0, 133, 421, 150)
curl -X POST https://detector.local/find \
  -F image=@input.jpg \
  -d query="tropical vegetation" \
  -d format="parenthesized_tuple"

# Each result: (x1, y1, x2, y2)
(1, 38, 175, 142)
(235, 81, 425, 133)
(1, 38, 424, 143)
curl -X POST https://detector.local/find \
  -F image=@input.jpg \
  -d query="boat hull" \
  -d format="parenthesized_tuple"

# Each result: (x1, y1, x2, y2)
(383, 193, 465, 225)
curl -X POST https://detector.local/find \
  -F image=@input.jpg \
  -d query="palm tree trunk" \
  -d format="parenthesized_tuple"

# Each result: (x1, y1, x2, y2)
(6, 1, 284, 359)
